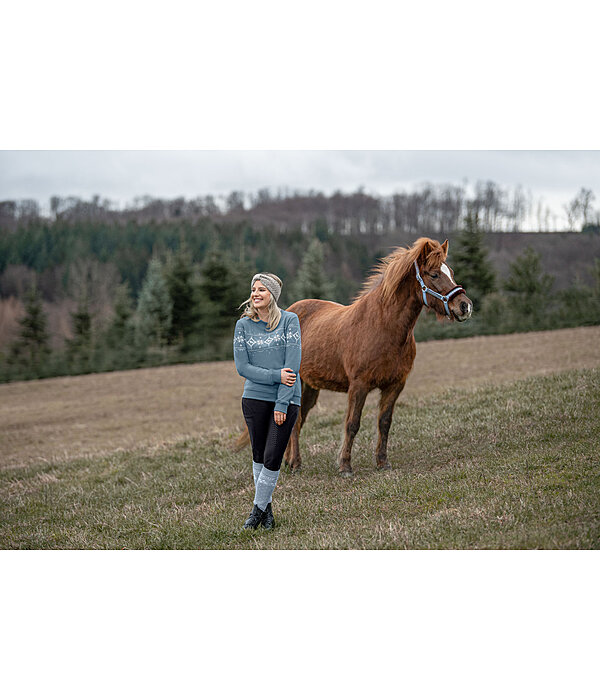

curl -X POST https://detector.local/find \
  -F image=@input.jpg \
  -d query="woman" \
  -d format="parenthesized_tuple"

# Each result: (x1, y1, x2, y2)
(233, 272, 302, 531)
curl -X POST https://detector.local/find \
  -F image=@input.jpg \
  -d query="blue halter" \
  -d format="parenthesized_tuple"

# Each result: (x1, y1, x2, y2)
(413, 260, 465, 317)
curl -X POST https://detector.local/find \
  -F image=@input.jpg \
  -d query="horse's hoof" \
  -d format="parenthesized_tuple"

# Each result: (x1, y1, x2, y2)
(339, 469, 353, 478)
(376, 463, 392, 471)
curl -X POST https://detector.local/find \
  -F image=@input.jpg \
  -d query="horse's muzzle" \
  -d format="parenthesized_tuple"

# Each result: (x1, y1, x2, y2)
(452, 296, 473, 322)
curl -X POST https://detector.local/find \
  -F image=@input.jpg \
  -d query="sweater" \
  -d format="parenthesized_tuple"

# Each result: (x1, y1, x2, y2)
(233, 309, 302, 414)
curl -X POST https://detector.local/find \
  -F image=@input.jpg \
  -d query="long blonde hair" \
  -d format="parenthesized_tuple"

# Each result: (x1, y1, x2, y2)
(238, 273, 283, 330)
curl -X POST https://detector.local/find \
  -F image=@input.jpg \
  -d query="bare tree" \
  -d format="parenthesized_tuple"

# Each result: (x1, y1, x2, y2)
(577, 188, 596, 226)
(226, 191, 245, 215)
(564, 194, 582, 231)
(510, 185, 527, 232)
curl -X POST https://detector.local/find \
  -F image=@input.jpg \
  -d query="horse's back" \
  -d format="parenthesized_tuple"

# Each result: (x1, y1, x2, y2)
(287, 298, 345, 326)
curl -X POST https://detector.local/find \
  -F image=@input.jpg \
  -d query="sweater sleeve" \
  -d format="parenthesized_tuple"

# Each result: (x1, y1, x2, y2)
(274, 314, 302, 414)
(233, 320, 281, 385)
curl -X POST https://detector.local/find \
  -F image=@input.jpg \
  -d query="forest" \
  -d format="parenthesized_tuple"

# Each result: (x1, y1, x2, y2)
(1, 182, 599, 383)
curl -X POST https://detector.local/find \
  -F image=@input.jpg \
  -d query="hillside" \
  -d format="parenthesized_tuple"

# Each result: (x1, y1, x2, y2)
(1, 326, 599, 470)
(1, 364, 598, 549)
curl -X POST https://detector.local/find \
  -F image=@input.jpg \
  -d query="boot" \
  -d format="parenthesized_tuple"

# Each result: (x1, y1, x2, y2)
(242, 504, 265, 530)
(261, 502, 275, 530)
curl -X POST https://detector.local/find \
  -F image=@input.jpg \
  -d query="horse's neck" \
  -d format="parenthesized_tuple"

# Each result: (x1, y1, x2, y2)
(377, 281, 422, 341)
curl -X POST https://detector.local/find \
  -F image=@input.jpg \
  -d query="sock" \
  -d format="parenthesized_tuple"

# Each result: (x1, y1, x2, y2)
(254, 467, 280, 511)
(252, 460, 263, 485)
(252, 461, 271, 503)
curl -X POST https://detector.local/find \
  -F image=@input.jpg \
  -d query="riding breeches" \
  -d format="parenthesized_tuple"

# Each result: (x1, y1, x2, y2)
(241, 398, 299, 471)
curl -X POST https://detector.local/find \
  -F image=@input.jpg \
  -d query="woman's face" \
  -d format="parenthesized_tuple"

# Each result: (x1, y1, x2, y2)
(251, 282, 271, 311)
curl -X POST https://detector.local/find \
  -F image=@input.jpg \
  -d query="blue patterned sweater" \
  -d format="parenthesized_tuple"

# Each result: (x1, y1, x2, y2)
(233, 309, 302, 413)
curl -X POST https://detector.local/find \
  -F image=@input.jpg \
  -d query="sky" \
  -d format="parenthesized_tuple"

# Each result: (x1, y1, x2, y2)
(1, 150, 599, 229)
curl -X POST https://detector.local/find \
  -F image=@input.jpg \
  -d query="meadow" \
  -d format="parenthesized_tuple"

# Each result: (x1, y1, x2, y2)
(1, 326, 599, 549)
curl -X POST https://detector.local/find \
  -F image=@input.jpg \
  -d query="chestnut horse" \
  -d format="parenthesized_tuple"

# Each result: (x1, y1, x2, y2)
(235, 237, 472, 476)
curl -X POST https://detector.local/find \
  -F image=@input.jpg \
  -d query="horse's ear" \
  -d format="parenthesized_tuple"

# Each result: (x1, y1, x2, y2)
(441, 239, 449, 258)
(417, 239, 435, 264)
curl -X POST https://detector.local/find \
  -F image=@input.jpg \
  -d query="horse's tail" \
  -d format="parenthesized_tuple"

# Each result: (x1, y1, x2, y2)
(232, 423, 250, 452)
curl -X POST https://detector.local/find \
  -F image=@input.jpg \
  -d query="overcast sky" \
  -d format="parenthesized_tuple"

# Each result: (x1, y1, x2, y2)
(1, 150, 598, 228)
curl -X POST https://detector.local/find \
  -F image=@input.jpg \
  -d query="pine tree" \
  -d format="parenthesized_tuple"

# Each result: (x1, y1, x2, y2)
(230, 258, 257, 306)
(136, 257, 172, 348)
(164, 244, 201, 346)
(290, 237, 334, 301)
(67, 295, 93, 372)
(504, 247, 554, 327)
(101, 281, 137, 367)
(450, 209, 496, 309)
(9, 283, 51, 372)
(198, 247, 239, 335)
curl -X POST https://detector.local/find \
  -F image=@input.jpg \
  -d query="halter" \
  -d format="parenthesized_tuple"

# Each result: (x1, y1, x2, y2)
(413, 260, 465, 317)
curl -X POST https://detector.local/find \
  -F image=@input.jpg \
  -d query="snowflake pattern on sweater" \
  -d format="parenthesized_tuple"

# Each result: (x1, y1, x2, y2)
(233, 326, 300, 351)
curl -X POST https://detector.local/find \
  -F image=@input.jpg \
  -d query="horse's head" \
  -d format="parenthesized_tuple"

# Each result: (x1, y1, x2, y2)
(415, 238, 472, 322)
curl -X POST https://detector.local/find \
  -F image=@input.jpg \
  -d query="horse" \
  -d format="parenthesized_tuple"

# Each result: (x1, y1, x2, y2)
(235, 237, 472, 476)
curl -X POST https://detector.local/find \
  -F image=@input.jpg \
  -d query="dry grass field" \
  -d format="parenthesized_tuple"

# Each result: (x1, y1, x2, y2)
(1, 326, 599, 550)
(1, 326, 599, 470)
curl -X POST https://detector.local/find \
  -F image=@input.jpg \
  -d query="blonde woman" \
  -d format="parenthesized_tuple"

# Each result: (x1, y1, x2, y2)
(233, 273, 302, 530)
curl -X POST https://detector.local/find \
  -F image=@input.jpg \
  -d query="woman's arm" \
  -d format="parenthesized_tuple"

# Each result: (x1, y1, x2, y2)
(233, 321, 281, 385)
(274, 314, 302, 414)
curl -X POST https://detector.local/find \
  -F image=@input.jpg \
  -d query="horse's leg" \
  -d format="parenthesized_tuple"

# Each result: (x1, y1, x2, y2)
(338, 383, 369, 476)
(284, 383, 320, 472)
(375, 382, 405, 471)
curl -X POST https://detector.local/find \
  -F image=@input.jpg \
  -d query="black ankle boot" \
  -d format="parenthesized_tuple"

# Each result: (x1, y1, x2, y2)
(261, 502, 275, 530)
(242, 504, 264, 530)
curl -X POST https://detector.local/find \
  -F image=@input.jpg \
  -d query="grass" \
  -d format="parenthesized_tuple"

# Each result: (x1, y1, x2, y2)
(2, 325, 599, 469)
(1, 367, 599, 549)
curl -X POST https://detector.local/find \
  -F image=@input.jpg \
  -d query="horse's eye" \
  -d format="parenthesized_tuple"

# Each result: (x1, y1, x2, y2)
(430, 272, 439, 279)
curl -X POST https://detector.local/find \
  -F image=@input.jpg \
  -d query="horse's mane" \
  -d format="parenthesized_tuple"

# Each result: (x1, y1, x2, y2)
(352, 237, 448, 305)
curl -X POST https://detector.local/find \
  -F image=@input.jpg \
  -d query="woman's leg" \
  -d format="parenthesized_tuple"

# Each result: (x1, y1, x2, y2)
(241, 398, 273, 496)
(254, 405, 300, 510)
(241, 398, 273, 463)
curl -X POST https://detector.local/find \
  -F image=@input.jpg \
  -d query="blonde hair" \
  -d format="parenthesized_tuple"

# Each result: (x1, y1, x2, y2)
(238, 273, 283, 331)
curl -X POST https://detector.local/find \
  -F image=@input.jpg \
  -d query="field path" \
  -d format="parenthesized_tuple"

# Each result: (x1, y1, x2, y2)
(1, 326, 599, 469)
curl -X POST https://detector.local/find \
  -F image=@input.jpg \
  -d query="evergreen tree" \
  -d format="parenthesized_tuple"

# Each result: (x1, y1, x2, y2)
(230, 258, 257, 308)
(100, 281, 138, 367)
(108, 282, 135, 343)
(198, 247, 239, 335)
(503, 247, 554, 328)
(136, 257, 172, 348)
(67, 295, 93, 372)
(290, 237, 335, 301)
(557, 258, 600, 327)
(164, 244, 201, 346)
(450, 209, 496, 309)
(9, 282, 51, 372)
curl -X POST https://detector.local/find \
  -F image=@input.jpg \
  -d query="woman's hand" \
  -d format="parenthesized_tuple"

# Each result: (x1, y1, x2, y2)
(274, 410, 286, 425)
(280, 367, 296, 386)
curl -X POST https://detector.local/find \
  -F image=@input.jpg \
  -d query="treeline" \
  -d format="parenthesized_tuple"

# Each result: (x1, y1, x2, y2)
(2, 182, 600, 236)
(0, 217, 371, 304)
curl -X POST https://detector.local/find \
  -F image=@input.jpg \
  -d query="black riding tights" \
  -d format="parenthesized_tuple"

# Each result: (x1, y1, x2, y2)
(241, 398, 300, 472)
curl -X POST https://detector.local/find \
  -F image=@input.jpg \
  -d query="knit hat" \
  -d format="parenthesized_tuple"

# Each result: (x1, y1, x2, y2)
(251, 273, 281, 302)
